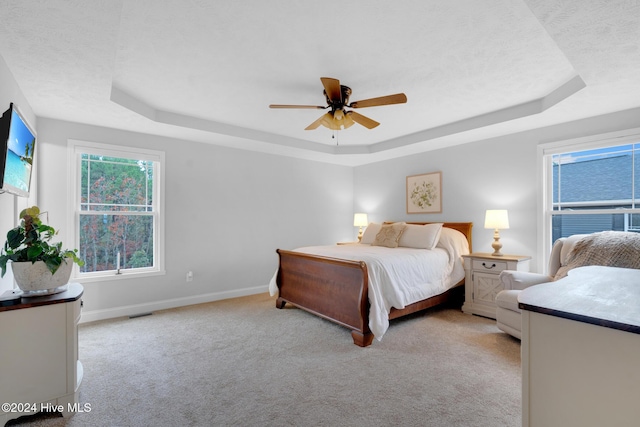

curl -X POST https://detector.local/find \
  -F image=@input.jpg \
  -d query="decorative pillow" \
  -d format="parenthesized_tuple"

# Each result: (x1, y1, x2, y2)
(398, 223, 444, 250)
(360, 222, 382, 244)
(372, 222, 406, 248)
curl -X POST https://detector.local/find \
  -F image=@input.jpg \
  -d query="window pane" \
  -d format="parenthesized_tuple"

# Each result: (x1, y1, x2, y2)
(81, 156, 153, 212)
(551, 213, 629, 241)
(553, 145, 634, 209)
(630, 214, 640, 232)
(73, 142, 163, 280)
(79, 214, 154, 272)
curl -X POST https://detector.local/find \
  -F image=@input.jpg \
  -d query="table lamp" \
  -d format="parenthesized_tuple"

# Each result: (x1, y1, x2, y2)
(484, 210, 509, 256)
(353, 213, 368, 242)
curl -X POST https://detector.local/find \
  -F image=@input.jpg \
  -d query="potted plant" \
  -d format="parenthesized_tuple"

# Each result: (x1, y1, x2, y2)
(0, 205, 84, 295)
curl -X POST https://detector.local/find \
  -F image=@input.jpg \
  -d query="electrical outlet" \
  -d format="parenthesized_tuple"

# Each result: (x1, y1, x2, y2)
(186, 271, 193, 282)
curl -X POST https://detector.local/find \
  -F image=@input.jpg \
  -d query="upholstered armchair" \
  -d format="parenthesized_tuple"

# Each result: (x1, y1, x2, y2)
(495, 234, 586, 339)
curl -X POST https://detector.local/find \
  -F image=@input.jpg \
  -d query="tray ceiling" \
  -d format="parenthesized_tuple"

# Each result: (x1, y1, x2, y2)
(0, 0, 638, 166)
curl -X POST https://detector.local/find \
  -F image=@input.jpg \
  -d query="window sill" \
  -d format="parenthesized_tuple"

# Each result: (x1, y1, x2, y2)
(72, 269, 166, 283)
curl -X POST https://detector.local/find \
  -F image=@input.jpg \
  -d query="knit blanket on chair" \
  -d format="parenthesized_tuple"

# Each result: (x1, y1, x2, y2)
(554, 231, 640, 280)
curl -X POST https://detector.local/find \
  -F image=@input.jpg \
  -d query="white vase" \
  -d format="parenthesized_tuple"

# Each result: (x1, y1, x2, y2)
(10, 260, 73, 297)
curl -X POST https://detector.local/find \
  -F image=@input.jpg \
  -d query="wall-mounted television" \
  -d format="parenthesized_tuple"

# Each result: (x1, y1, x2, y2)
(0, 103, 36, 197)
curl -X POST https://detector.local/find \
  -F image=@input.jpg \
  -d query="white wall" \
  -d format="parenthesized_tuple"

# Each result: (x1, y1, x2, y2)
(354, 133, 538, 267)
(32, 119, 354, 320)
(354, 107, 640, 273)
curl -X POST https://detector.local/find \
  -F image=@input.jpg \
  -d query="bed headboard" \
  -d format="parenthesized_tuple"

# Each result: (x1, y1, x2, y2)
(407, 222, 473, 253)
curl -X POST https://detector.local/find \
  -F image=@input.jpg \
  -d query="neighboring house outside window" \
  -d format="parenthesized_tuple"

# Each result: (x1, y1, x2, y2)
(68, 140, 165, 281)
(552, 144, 640, 240)
(541, 130, 640, 267)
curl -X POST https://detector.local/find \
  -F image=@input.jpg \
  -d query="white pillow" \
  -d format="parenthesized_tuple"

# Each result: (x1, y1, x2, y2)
(398, 223, 444, 249)
(360, 222, 382, 244)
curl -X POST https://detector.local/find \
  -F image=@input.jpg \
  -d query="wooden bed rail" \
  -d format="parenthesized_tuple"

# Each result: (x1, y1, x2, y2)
(276, 249, 373, 346)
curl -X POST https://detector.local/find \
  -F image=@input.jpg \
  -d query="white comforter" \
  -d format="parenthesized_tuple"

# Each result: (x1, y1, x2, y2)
(269, 237, 467, 341)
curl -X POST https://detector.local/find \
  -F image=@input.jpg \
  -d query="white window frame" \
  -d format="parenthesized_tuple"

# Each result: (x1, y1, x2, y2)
(538, 127, 640, 273)
(67, 139, 166, 282)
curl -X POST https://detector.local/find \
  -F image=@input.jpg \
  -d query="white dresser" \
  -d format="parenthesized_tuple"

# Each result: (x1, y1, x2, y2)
(0, 283, 83, 425)
(519, 267, 640, 427)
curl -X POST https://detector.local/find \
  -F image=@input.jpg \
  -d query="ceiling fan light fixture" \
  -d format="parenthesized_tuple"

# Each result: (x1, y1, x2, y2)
(343, 111, 355, 129)
(272, 77, 406, 132)
(319, 109, 356, 130)
(321, 113, 335, 130)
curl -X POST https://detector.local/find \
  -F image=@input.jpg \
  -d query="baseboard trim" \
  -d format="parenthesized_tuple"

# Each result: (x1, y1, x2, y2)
(79, 286, 268, 324)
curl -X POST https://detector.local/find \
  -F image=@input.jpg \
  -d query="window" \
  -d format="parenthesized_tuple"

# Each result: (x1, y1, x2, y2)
(69, 140, 165, 281)
(541, 130, 640, 265)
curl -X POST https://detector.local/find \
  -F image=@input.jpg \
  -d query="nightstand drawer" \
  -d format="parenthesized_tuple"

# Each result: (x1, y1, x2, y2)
(472, 259, 508, 272)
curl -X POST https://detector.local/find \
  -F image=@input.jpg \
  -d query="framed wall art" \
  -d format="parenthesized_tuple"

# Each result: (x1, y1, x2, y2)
(406, 171, 442, 214)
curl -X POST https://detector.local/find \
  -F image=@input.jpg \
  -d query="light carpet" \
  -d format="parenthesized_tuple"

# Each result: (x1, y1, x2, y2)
(7, 293, 521, 426)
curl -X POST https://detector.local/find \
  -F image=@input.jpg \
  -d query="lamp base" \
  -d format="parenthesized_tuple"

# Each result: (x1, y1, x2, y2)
(491, 230, 504, 256)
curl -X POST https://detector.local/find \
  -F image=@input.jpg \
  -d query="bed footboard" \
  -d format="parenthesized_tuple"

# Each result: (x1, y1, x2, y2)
(275, 249, 373, 347)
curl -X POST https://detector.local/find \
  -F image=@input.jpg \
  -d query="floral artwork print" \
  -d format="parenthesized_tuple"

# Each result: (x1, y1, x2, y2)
(410, 180, 437, 208)
(406, 172, 442, 214)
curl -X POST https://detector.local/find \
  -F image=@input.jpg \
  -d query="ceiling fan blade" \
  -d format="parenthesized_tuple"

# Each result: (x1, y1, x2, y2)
(320, 77, 342, 104)
(349, 93, 407, 108)
(269, 104, 326, 109)
(349, 111, 380, 129)
(305, 112, 332, 130)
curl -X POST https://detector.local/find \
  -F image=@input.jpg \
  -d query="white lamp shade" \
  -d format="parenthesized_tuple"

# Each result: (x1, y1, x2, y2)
(484, 210, 509, 230)
(353, 213, 368, 227)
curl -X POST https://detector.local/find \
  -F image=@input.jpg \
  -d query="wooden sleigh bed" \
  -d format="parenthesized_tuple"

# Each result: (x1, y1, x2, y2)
(273, 222, 473, 347)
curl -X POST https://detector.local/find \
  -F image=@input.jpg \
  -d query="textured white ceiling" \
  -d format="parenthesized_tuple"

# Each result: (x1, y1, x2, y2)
(0, 0, 638, 166)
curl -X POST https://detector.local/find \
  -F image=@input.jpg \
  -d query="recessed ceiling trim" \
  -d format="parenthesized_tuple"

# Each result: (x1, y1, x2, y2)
(110, 85, 335, 154)
(112, 74, 585, 157)
(370, 74, 586, 153)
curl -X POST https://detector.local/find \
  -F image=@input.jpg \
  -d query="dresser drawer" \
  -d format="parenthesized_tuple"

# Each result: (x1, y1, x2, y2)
(472, 259, 508, 272)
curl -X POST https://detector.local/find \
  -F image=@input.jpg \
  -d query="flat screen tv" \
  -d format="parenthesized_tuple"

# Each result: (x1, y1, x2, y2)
(0, 103, 36, 197)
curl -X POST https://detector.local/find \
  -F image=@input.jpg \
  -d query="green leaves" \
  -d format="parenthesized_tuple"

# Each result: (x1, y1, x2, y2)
(19, 205, 40, 220)
(43, 256, 62, 274)
(63, 249, 85, 268)
(26, 245, 44, 260)
(6, 228, 23, 249)
(0, 206, 85, 277)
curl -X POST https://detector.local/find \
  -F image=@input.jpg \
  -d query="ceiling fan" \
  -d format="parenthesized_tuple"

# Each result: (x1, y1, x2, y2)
(269, 77, 407, 131)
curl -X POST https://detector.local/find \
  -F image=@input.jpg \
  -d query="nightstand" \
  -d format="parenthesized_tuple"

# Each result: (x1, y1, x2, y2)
(336, 241, 359, 245)
(461, 252, 531, 319)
